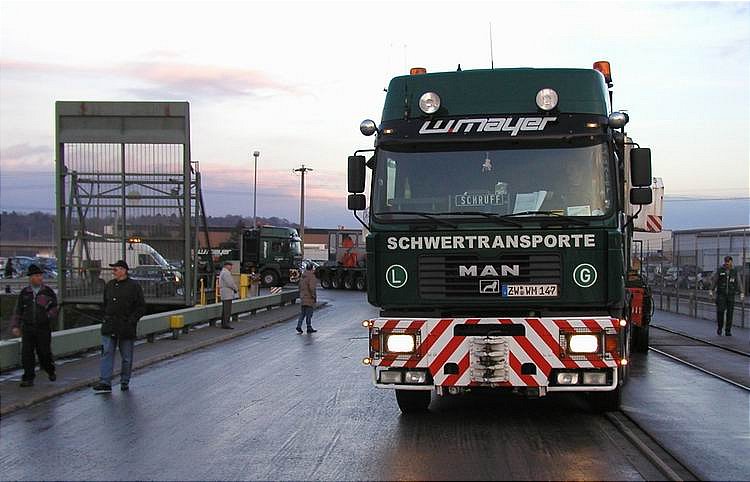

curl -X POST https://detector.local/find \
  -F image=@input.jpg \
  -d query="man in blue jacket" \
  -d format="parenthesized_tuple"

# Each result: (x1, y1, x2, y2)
(10, 264, 58, 387)
(92, 260, 146, 393)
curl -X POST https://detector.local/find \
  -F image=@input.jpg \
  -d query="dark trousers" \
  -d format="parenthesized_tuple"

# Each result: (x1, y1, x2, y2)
(296, 305, 314, 330)
(21, 327, 55, 381)
(221, 299, 232, 326)
(716, 296, 735, 334)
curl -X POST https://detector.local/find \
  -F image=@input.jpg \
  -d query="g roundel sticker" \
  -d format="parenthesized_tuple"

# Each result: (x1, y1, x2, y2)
(573, 263, 598, 288)
(386, 264, 408, 289)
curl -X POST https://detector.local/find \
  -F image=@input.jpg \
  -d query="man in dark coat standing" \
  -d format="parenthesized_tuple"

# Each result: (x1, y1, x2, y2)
(296, 263, 317, 334)
(10, 264, 58, 387)
(93, 260, 146, 393)
(710, 256, 745, 336)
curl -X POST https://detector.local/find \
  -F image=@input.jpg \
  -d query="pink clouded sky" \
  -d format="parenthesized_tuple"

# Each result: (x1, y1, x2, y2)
(1, 1, 748, 228)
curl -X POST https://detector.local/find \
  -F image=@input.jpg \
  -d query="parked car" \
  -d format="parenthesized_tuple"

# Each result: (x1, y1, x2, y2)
(129, 265, 184, 297)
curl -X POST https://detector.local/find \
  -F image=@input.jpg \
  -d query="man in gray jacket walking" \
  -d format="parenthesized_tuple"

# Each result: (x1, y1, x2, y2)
(220, 261, 239, 330)
(296, 263, 317, 334)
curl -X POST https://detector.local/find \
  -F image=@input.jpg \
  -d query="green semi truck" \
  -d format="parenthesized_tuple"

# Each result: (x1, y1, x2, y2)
(198, 226, 302, 287)
(348, 62, 658, 413)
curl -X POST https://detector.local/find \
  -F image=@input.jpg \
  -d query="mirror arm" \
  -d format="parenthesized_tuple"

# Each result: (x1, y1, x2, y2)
(353, 210, 369, 230)
(626, 204, 644, 232)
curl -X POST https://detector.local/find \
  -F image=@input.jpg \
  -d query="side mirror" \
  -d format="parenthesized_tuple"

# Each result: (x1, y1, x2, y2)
(348, 194, 366, 211)
(630, 148, 652, 187)
(348, 155, 366, 193)
(630, 187, 652, 205)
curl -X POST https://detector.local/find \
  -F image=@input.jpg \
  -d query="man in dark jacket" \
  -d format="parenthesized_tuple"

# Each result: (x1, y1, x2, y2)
(10, 264, 58, 387)
(709, 256, 745, 336)
(93, 260, 146, 393)
(296, 263, 317, 334)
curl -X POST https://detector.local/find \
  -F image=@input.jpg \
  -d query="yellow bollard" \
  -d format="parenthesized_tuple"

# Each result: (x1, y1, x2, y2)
(240, 274, 250, 299)
(199, 278, 206, 306)
(214, 275, 220, 304)
(170, 315, 185, 339)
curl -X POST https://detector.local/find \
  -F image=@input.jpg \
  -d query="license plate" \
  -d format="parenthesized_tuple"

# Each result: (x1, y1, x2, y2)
(502, 284, 558, 297)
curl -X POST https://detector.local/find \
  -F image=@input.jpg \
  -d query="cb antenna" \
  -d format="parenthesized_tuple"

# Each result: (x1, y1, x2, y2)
(489, 22, 494, 69)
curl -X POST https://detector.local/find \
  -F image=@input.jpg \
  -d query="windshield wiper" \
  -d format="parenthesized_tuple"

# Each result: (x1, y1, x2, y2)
(433, 211, 522, 228)
(374, 211, 457, 228)
(500, 210, 589, 226)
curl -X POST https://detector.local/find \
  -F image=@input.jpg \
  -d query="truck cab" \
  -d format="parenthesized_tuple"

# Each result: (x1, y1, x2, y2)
(349, 62, 657, 413)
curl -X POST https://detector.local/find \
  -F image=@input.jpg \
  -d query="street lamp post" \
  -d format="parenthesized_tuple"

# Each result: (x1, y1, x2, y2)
(293, 164, 313, 256)
(252, 150, 260, 228)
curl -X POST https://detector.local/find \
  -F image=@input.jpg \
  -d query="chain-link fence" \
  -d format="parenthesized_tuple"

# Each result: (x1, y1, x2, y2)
(637, 227, 749, 327)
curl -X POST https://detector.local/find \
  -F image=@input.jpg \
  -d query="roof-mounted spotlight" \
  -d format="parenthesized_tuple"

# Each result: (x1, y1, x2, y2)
(608, 111, 629, 129)
(535, 88, 559, 111)
(360, 119, 377, 136)
(418, 92, 441, 114)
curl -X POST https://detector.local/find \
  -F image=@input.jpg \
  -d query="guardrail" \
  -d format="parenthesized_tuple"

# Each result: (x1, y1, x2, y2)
(0, 290, 299, 372)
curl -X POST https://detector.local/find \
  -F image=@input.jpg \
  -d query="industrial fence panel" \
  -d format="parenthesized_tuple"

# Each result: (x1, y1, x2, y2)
(56, 102, 194, 312)
(637, 227, 749, 327)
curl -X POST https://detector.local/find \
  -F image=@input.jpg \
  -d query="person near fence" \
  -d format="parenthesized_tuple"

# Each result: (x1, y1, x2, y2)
(92, 260, 146, 393)
(219, 261, 239, 330)
(4, 257, 15, 278)
(10, 264, 58, 387)
(296, 263, 317, 334)
(709, 256, 745, 336)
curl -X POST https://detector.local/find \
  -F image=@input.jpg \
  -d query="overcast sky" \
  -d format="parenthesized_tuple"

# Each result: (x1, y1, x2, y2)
(0, 0, 748, 228)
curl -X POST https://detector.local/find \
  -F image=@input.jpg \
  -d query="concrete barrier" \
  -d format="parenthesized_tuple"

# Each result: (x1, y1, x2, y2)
(0, 290, 298, 371)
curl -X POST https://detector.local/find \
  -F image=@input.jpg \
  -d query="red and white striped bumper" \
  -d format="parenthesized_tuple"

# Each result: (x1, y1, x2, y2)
(366, 317, 623, 391)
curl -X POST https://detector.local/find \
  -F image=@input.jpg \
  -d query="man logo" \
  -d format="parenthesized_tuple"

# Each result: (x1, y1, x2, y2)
(573, 263, 598, 288)
(480, 279, 500, 294)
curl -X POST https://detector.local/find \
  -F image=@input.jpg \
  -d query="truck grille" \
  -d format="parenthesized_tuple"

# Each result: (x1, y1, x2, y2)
(418, 253, 562, 299)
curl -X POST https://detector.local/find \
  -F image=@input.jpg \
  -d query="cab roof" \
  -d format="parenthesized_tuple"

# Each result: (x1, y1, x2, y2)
(382, 68, 610, 121)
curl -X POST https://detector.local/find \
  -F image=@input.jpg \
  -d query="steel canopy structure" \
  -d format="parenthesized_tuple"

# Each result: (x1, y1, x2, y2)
(55, 101, 199, 316)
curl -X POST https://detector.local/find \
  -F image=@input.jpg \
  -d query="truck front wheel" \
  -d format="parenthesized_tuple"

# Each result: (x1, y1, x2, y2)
(355, 276, 366, 291)
(320, 276, 331, 289)
(631, 324, 650, 353)
(395, 389, 431, 414)
(261, 270, 279, 287)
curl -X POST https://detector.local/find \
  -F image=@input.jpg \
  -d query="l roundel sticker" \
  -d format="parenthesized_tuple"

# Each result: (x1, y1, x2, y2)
(573, 263, 598, 288)
(385, 264, 408, 289)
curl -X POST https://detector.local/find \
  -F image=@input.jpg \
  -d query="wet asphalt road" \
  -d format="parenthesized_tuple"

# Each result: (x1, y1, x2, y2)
(1, 291, 666, 481)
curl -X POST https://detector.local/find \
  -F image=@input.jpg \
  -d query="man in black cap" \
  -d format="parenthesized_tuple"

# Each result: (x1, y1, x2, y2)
(10, 264, 58, 387)
(92, 260, 146, 393)
(709, 256, 745, 336)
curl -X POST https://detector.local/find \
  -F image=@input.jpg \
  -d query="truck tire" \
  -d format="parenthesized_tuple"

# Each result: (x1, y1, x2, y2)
(261, 270, 279, 287)
(344, 274, 355, 290)
(320, 276, 331, 289)
(395, 389, 431, 414)
(588, 385, 621, 412)
(355, 276, 366, 291)
(331, 276, 342, 289)
(632, 324, 649, 353)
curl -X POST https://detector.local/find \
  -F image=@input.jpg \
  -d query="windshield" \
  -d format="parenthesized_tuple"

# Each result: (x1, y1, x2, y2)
(373, 144, 613, 219)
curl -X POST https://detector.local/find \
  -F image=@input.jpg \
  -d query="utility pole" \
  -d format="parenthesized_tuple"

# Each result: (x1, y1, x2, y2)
(293, 164, 313, 256)
(252, 150, 260, 228)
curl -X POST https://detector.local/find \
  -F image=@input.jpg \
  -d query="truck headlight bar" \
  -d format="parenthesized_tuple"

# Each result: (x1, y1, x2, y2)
(568, 334, 599, 354)
(535, 88, 559, 111)
(419, 92, 441, 114)
(385, 334, 416, 353)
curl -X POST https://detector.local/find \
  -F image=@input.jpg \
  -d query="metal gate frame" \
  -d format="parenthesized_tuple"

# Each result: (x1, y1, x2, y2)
(55, 102, 193, 318)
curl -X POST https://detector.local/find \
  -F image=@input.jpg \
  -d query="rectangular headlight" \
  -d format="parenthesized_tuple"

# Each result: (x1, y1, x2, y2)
(583, 372, 607, 385)
(569, 334, 599, 354)
(556, 372, 579, 385)
(379, 370, 402, 384)
(404, 370, 427, 384)
(385, 334, 416, 353)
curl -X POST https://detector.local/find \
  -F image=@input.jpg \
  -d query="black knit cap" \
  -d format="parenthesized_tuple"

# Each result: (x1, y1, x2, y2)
(109, 260, 129, 270)
(26, 264, 43, 276)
